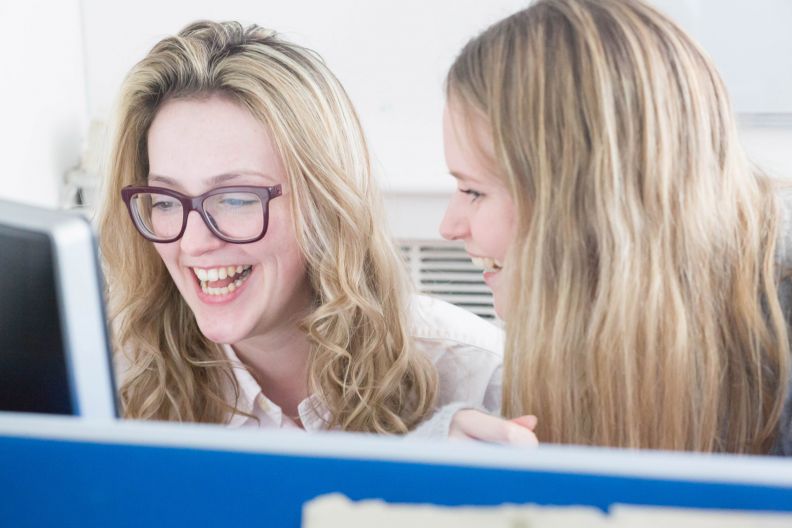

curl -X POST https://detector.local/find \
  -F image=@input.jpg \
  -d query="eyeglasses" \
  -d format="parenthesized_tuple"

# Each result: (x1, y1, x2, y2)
(120, 185, 282, 244)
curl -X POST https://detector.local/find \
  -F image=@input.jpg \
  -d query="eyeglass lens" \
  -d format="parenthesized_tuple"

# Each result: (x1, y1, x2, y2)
(130, 191, 265, 241)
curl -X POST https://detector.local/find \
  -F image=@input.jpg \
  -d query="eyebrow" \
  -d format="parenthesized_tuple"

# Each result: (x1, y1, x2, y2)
(148, 171, 274, 187)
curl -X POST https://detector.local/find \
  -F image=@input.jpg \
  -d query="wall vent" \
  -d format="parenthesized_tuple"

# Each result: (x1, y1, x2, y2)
(399, 239, 498, 322)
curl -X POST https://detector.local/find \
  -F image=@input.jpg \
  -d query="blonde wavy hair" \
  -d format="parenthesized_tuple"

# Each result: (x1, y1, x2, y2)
(447, 0, 789, 453)
(98, 21, 437, 433)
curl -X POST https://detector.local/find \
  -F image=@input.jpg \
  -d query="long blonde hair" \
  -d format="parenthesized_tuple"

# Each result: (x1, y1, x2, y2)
(448, 0, 789, 453)
(98, 21, 437, 432)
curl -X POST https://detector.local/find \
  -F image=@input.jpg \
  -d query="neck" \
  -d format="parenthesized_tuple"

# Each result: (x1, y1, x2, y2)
(232, 321, 311, 421)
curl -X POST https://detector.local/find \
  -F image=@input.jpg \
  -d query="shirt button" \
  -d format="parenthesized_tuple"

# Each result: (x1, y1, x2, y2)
(256, 395, 270, 412)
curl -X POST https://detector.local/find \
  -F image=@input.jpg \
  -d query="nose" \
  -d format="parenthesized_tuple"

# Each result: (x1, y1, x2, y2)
(179, 211, 224, 255)
(439, 195, 469, 241)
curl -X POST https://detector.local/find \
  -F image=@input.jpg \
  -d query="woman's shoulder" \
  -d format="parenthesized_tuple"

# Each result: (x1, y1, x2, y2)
(407, 294, 504, 413)
(407, 294, 504, 359)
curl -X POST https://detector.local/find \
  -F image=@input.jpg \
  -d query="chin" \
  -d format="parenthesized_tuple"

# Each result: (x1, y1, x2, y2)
(194, 316, 250, 345)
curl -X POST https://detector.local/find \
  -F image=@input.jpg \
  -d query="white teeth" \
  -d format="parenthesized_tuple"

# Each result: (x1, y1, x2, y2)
(471, 256, 503, 273)
(192, 265, 251, 283)
(195, 265, 253, 296)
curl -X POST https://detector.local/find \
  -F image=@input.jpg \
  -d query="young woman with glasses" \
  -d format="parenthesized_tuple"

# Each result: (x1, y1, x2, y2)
(439, 0, 792, 453)
(98, 21, 536, 442)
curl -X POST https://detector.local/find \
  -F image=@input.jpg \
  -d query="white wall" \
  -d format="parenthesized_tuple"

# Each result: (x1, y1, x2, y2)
(80, 0, 529, 197)
(0, 1, 86, 208)
(81, 0, 792, 182)
(653, 0, 792, 114)
(652, 0, 792, 187)
(3, 1, 791, 225)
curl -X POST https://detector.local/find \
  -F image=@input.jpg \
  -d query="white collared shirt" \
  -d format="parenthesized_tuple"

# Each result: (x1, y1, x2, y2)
(222, 294, 504, 435)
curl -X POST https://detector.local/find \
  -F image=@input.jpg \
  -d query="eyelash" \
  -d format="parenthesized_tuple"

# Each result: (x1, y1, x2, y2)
(460, 188, 483, 202)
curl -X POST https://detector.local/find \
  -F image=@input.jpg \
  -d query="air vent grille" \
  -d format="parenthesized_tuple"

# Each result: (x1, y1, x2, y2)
(399, 240, 497, 321)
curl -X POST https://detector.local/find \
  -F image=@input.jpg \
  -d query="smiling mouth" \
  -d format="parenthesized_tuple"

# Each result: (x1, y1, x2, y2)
(191, 265, 253, 296)
(471, 257, 503, 273)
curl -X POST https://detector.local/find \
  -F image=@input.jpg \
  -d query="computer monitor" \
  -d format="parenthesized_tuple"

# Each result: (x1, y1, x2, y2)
(0, 199, 117, 419)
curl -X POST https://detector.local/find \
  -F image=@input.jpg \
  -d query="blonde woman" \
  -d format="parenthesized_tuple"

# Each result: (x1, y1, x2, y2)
(98, 21, 535, 442)
(440, 0, 792, 453)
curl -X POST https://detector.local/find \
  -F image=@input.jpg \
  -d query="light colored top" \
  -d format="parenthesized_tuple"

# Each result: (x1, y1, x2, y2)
(222, 294, 503, 437)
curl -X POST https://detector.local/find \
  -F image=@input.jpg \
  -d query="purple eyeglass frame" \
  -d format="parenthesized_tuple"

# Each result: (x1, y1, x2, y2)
(120, 184, 283, 244)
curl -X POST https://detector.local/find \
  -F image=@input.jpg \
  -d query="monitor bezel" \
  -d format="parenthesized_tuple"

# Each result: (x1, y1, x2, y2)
(0, 199, 118, 419)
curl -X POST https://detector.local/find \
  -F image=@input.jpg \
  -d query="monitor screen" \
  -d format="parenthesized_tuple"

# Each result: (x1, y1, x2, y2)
(0, 199, 117, 419)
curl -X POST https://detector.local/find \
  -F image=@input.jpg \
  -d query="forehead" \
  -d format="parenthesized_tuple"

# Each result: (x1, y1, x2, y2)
(146, 94, 285, 189)
(443, 101, 498, 183)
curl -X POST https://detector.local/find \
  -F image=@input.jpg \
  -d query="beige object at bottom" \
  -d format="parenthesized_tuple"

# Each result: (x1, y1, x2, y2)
(303, 494, 608, 528)
(611, 505, 792, 527)
(303, 494, 792, 528)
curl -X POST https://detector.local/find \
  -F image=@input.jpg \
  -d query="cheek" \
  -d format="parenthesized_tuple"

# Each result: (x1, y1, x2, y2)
(473, 202, 517, 258)
(494, 192, 517, 245)
(151, 244, 187, 291)
(268, 211, 308, 279)
(278, 241, 309, 283)
(153, 244, 177, 271)
(499, 202, 518, 254)
(250, 228, 307, 280)
(285, 257, 309, 289)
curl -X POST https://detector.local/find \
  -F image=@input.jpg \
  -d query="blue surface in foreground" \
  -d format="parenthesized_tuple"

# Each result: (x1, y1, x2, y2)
(1, 436, 791, 528)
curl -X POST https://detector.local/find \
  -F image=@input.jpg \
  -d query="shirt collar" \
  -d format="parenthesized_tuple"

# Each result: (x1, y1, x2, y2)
(221, 344, 260, 427)
(220, 344, 331, 431)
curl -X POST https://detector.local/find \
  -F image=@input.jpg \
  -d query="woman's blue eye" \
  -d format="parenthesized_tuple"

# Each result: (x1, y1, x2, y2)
(152, 200, 177, 210)
(460, 188, 483, 201)
(220, 198, 257, 207)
